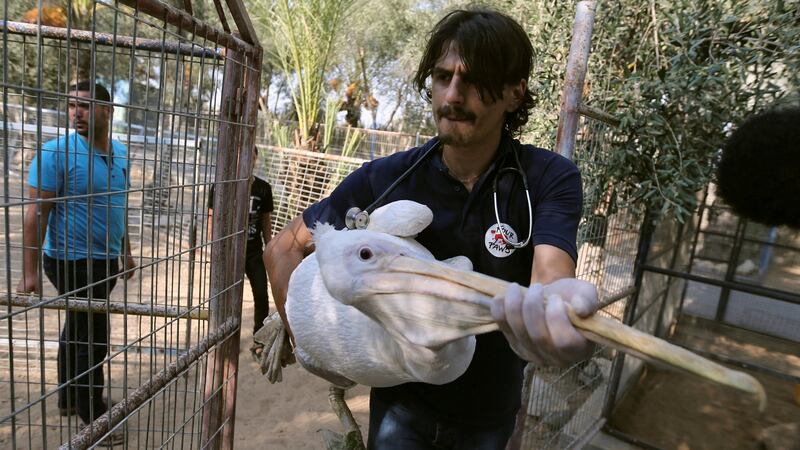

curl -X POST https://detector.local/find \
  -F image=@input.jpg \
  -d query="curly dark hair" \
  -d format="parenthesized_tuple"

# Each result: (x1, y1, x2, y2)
(716, 107, 800, 228)
(413, 8, 535, 136)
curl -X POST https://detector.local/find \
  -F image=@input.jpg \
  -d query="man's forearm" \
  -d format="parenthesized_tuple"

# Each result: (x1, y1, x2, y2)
(21, 209, 46, 276)
(263, 215, 311, 339)
(260, 214, 272, 247)
(19, 199, 52, 290)
(125, 232, 133, 257)
(531, 244, 576, 285)
(264, 242, 303, 337)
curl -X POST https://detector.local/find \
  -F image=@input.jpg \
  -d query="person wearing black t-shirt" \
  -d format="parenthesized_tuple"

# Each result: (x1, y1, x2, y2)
(264, 8, 599, 449)
(208, 172, 274, 336)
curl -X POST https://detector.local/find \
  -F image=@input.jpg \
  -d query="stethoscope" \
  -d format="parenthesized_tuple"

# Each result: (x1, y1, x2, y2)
(345, 138, 533, 249)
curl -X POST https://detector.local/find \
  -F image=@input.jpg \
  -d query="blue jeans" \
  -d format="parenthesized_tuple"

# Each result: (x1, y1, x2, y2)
(367, 392, 516, 450)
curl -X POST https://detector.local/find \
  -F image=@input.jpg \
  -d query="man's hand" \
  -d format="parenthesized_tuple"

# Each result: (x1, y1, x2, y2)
(16, 271, 41, 294)
(491, 278, 598, 367)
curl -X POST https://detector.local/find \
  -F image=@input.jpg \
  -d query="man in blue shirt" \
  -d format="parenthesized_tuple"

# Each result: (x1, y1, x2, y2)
(17, 81, 135, 440)
(265, 8, 598, 449)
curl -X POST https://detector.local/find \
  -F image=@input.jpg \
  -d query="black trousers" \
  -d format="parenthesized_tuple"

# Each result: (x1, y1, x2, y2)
(367, 392, 516, 449)
(43, 256, 119, 425)
(244, 251, 269, 334)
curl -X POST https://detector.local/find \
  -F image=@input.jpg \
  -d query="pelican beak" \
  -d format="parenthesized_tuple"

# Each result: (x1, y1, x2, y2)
(384, 254, 508, 296)
(379, 254, 768, 411)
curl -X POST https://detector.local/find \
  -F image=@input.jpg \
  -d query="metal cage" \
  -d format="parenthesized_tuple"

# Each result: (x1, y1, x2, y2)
(1, 1, 261, 448)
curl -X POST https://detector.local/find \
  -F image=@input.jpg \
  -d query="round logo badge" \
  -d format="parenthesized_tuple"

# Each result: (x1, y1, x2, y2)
(484, 223, 517, 258)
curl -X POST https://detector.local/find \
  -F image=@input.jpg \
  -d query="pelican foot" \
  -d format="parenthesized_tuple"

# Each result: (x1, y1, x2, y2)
(320, 429, 366, 450)
(325, 385, 365, 450)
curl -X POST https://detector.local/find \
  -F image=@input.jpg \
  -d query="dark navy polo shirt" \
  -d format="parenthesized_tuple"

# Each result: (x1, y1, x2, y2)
(303, 133, 582, 426)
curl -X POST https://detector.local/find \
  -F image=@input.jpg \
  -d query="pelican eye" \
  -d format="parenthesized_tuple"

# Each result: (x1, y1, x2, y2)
(358, 247, 374, 261)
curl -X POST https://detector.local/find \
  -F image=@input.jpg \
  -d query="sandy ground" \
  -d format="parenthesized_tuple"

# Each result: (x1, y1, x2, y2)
(609, 314, 800, 450)
(611, 367, 800, 450)
(0, 145, 371, 449)
(232, 290, 371, 450)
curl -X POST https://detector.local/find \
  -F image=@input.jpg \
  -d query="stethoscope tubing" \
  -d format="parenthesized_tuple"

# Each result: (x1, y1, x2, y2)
(347, 138, 534, 250)
(364, 140, 442, 216)
(492, 147, 533, 248)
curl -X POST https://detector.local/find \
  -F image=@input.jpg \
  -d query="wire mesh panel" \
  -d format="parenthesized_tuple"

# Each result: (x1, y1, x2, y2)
(255, 144, 366, 233)
(682, 186, 800, 342)
(574, 118, 643, 320)
(255, 117, 433, 161)
(1, 1, 260, 448)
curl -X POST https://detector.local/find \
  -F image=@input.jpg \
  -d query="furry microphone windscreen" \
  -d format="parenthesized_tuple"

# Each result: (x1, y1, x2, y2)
(716, 107, 800, 228)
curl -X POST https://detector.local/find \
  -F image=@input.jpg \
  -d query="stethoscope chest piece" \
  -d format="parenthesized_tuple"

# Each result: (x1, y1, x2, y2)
(345, 207, 370, 230)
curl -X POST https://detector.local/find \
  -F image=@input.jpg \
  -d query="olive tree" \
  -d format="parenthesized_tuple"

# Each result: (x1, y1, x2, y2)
(495, 0, 799, 221)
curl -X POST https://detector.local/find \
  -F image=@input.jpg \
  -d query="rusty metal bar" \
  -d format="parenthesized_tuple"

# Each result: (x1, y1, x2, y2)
(212, 0, 232, 33)
(220, 49, 262, 450)
(555, 0, 597, 159)
(641, 263, 800, 306)
(0, 293, 209, 320)
(224, 0, 260, 47)
(598, 286, 638, 309)
(117, 0, 255, 55)
(201, 43, 247, 450)
(0, 20, 221, 59)
(578, 103, 620, 127)
(59, 318, 239, 450)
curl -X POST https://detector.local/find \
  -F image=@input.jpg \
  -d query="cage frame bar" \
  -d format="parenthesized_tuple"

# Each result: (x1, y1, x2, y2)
(0, 294, 208, 319)
(200, 42, 248, 450)
(555, 0, 596, 159)
(59, 318, 239, 450)
(0, 20, 221, 59)
(117, 0, 255, 54)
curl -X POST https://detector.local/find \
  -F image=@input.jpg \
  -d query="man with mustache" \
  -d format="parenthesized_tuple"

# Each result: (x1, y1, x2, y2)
(265, 8, 597, 449)
(17, 81, 134, 446)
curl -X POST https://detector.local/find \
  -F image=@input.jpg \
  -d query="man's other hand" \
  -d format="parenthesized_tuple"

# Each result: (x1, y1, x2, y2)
(16, 272, 41, 294)
(491, 279, 598, 367)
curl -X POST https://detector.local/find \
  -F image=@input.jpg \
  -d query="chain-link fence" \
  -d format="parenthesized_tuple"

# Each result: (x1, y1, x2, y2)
(255, 116, 433, 160)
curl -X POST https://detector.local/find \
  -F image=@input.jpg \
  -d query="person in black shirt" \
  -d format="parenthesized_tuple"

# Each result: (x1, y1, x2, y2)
(208, 155, 274, 337)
